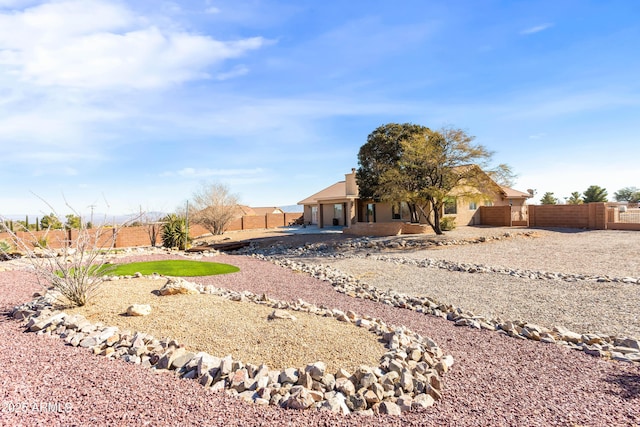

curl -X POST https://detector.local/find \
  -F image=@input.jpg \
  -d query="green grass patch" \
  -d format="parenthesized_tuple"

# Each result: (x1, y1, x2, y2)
(106, 260, 240, 277)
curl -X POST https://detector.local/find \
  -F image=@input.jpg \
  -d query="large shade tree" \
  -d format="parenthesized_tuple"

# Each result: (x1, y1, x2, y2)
(582, 185, 608, 203)
(356, 123, 513, 235)
(40, 213, 63, 230)
(614, 186, 640, 203)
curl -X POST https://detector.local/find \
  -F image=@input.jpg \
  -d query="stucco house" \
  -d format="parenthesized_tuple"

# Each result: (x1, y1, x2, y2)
(297, 171, 359, 228)
(298, 168, 531, 235)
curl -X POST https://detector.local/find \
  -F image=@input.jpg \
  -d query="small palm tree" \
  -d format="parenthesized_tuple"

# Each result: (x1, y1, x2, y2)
(583, 185, 608, 203)
(540, 192, 557, 205)
(566, 192, 583, 205)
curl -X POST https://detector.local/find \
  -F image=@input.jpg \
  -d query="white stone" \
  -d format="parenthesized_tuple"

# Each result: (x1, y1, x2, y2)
(268, 309, 297, 321)
(158, 277, 199, 296)
(335, 377, 356, 396)
(126, 304, 152, 316)
(279, 367, 299, 384)
(378, 401, 401, 415)
(305, 361, 326, 380)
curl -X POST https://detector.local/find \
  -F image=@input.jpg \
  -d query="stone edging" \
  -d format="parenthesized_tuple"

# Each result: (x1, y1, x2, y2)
(10, 276, 453, 416)
(251, 255, 640, 364)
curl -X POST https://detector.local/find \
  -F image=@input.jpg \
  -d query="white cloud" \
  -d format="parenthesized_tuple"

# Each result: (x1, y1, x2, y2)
(205, 6, 220, 14)
(216, 64, 249, 80)
(520, 23, 553, 35)
(0, 0, 269, 90)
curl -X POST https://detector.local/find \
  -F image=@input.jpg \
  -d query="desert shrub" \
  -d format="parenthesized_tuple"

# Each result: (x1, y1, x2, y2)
(440, 216, 456, 231)
(1, 212, 117, 307)
(162, 214, 188, 250)
(34, 236, 49, 248)
(0, 239, 12, 252)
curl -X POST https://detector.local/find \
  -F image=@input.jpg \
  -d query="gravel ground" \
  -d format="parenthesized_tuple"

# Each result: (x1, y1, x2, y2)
(63, 278, 386, 373)
(305, 259, 640, 338)
(269, 227, 640, 338)
(1, 227, 640, 426)
(392, 228, 640, 278)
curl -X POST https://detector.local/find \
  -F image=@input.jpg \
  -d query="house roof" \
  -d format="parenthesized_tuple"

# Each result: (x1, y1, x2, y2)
(298, 167, 531, 205)
(236, 205, 256, 216)
(500, 186, 532, 199)
(298, 180, 354, 205)
(251, 207, 284, 215)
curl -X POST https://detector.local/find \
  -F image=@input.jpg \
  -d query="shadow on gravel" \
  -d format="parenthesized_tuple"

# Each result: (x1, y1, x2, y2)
(0, 310, 16, 325)
(606, 372, 640, 399)
(529, 227, 592, 234)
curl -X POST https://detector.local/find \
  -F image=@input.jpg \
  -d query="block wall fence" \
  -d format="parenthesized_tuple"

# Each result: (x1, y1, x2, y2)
(346, 203, 639, 236)
(2, 206, 637, 247)
(0, 212, 303, 250)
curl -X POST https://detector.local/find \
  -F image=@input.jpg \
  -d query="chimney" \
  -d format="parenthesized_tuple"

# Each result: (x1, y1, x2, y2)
(345, 168, 358, 196)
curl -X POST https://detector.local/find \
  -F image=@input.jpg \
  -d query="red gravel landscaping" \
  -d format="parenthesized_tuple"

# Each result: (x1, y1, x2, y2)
(1, 254, 639, 426)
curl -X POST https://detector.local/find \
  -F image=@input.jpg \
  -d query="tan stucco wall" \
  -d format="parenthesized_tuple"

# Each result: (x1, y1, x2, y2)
(302, 205, 313, 225)
(345, 170, 358, 196)
(321, 203, 336, 226)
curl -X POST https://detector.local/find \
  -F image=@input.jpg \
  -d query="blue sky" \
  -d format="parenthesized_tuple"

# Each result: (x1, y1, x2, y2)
(1, 0, 639, 217)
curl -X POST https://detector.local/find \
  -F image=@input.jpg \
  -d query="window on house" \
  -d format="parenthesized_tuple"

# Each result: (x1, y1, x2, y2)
(444, 198, 457, 215)
(334, 203, 343, 220)
(392, 203, 401, 219)
(401, 202, 411, 220)
(484, 200, 493, 206)
(392, 202, 411, 220)
(469, 201, 477, 210)
(366, 203, 376, 222)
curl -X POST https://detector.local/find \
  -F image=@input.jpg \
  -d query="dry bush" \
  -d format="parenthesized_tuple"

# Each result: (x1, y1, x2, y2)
(1, 213, 118, 307)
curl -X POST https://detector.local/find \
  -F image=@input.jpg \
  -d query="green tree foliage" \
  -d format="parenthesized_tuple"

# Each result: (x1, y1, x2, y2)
(540, 192, 558, 205)
(357, 123, 511, 234)
(161, 214, 188, 250)
(614, 186, 640, 203)
(566, 192, 583, 205)
(0, 239, 11, 253)
(356, 123, 429, 203)
(65, 214, 82, 229)
(582, 185, 608, 203)
(190, 182, 240, 235)
(40, 213, 63, 230)
(15, 220, 30, 231)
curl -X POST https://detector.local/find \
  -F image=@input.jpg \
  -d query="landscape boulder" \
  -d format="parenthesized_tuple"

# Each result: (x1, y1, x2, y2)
(158, 277, 199, 296)
(126, 304, 152, 316)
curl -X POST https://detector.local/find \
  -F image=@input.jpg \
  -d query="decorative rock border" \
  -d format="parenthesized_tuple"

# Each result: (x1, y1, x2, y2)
(10, 276, 454, 416)
(236, 231, 534, 257)
(245, 254, 640, 364)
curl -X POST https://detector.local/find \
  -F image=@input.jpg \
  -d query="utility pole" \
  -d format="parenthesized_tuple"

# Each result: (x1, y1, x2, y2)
(87, 204, 96, 227)
(185, 200, 189, 250)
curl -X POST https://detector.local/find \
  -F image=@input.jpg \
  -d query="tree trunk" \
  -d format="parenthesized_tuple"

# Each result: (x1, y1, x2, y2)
(408, 203, 420, 223)
(417, 200, 443, 235)
(432, 205, 443, 235)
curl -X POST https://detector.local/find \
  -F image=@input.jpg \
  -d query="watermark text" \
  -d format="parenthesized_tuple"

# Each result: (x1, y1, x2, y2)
(2, 401, 73, 414)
